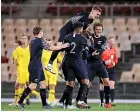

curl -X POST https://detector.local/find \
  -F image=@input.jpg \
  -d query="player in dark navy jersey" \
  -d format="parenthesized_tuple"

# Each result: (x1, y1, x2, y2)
(17, 26, 69, 109)
(46, 5, 102, 73)
(57, 22, 90, 109)
(87, 23, 112, 108)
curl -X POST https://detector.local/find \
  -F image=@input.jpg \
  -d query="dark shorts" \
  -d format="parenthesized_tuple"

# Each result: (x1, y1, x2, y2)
(62, 57, 88, 81)
(99, 67, 116, 83)
(88, 62, 109, 81)
(29, 69, 45, 84)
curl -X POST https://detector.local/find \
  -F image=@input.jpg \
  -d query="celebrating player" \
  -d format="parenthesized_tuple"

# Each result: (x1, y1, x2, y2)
(87, 22, 112, 108)
(100, 36, 118, 106)
(58, 22, 90, 109)
(41, 39, 62, 106)
(46, 5, 102, 73)
(17, 26, 69, 109)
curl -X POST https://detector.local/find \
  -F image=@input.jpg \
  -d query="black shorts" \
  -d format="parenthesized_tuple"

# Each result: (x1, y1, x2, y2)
(29, 69, 45, 84)
(63, 57, 88, 81)
(88, 62, 109, 81)
(99, 67, 116, 83)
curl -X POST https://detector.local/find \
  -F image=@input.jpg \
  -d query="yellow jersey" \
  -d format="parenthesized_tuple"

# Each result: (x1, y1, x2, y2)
(41, 50, 62, 74)
(14, 46, 30, 71)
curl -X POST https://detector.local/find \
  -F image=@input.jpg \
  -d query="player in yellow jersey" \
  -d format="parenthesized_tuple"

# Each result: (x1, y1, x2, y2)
(12, 35, 39, 105)
(41, 39, 62, 106)
(9, 40, 22, 106)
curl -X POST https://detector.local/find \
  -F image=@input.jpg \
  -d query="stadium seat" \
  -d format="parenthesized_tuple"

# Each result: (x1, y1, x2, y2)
(119, 40, 131, 51)
(130, 32, 140, 44)
(133, 72, 140, 83)
(27, 19, 38, 29)
(1, 64, 9, 81)
(64, 18, 70, 24)
(114, 18, 125, 29)
(128, 26, 139, 34)
(15, 26, 27, 38)
(126, 18, 138, 29)
(119, 71, 133, 83)
(52, 19, 63, 26)
(4, 33, 16, 42)
(2, 26, 14, 36)
(15, 19, 26, 29)
(40, 19, 51, 27)
(2, 18, 14, 28)
(117, 32, 129, 42)
(102, 18, 113, 26)
(115, 25, 127, 34)
(132, 64, 140, 74)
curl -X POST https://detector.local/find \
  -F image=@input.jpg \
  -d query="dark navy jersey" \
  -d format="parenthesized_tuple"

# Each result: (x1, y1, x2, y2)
(28, 37, 49, 70)
(65, 12, 93, 34)
(64, 33, 87, 58)
(88, 34, 107, 63)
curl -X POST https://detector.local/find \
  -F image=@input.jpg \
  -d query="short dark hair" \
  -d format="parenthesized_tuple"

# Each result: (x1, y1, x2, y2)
(33, 26, 43, 35)
(93, 22, 103, 30)
(92, 5, 102, 12)
(73, 22, 83, 30)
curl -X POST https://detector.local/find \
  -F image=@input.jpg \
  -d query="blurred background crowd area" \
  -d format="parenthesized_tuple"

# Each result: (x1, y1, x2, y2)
(1, 0, 140, 99)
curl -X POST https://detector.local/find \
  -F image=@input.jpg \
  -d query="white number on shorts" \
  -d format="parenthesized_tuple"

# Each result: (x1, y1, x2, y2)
(70, 42, 76, 54)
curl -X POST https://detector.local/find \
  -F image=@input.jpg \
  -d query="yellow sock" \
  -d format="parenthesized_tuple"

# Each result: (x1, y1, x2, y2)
(48, 89, 55, 103)
(26, 93, 30, 100)
(14, 89, 19, 104)
(31, 90, 39, 97)
(18, 87, 24, 98)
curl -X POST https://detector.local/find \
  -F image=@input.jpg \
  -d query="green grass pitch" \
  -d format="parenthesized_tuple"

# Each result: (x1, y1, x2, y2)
(1, 103, 140, 111)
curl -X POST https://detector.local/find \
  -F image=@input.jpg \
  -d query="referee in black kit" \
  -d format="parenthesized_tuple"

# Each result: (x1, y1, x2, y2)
(17, 26, 69, 109)
(46, 5, 102, 73)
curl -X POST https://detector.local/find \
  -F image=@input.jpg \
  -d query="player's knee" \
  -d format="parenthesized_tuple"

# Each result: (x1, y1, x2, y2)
(103, 78, 110, 86)
(49, 85, 55, 90)
(29, 83, 37, 90)
(80, 79, 89, 85)
(100, 83, 104, 90)
(109, 81, 115, 89)
(40, 81, 46, 89)
(19, 83, 25, 88)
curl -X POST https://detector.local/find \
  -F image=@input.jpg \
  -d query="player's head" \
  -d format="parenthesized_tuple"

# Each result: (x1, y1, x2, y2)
(15, 40, 22, 48)
(93, 22, 103, 37)
(89, 5, 102, 19)
(33, 26, 43, 38)
(107, 36, 115, 47)
(20, 35, 28, 45)
(73, 22, 83, 34)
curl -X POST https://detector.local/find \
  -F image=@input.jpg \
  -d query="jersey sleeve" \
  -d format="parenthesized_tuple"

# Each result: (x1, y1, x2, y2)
(40, 39, 49, 50)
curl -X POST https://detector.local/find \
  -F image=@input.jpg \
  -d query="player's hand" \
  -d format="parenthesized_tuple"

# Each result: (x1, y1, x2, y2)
(112, 62, 115, 66)
(61, 43, 70, 48)
(92, 50, 99, 56)
(105, 60, 111, 65)
(45, 63, 56, 74)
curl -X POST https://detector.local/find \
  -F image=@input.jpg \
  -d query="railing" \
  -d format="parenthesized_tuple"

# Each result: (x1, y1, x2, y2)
(1, 4, 140, 18)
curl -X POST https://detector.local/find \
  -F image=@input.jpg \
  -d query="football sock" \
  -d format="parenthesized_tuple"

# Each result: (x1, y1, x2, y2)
(76, 84, 82, 102)
(40, 89, 47, 106)
(31, 90, 39, 97)
(59, 87, 67, 103)
(65, 85, 73, 106)
(48, 89, 55, 103)
(110, 89, 115, 102)
(14, 89, 19, 104)
(85, 87, 89, 104)
(79, 83, 88, 102)
(104, 86, 110, 104)
(99, 90, 104, 103)
(18, 87, 24, 98)
(18, 87, 31, 104)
